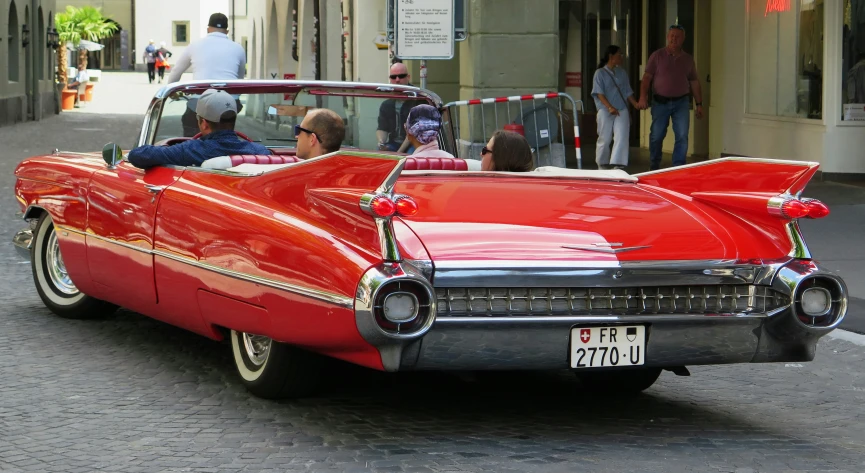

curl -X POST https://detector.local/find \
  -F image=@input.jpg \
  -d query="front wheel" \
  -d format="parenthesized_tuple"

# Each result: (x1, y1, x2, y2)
(31, 214, 117, 319)
(230, 330, 322, 399)
(575, 367, 662, 394)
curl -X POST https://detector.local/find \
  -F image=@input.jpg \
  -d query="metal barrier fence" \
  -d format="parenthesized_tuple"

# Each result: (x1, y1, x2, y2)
(442, 92, 583, 169)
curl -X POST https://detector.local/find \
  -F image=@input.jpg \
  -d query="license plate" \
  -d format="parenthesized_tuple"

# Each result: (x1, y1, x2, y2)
(570, 325, 645, 368)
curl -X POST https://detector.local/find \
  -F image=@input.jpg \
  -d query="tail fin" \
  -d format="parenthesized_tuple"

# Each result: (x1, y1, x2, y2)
(636, 158, 819, 197)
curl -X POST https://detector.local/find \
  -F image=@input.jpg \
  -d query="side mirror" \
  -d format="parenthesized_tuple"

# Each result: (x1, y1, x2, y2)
(102, 142, 123, 168)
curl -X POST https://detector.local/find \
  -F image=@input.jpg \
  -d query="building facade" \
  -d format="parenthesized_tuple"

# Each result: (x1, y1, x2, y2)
(0, 0, 58, 126)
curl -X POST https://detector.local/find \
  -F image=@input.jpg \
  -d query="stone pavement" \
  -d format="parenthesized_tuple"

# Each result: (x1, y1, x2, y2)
(2, 76, 865, 472)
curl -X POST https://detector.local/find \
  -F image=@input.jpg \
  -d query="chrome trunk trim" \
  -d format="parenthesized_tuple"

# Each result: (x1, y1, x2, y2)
(432, 260, 788, 288)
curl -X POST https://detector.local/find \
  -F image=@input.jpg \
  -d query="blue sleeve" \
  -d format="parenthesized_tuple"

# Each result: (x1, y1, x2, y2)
(127, 143, 197, 169)
(621, 69, 635, 98)
(591, 70, 605, 98)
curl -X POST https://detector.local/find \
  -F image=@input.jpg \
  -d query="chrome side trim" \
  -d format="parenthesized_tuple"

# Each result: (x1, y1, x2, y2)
(154, 250, 354, 309)
(633, 157, 818, 178)
(377, 158, 407, 194)
(57, 226, 353, 309)
(785, 220, 812, 259)
(13, 229, 33, 260)
(376, 219, 401, 263)
(77, 228, 152, 254)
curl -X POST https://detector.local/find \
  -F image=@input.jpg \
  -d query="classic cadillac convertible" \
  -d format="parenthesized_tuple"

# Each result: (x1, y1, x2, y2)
(13, 80, 848, 398)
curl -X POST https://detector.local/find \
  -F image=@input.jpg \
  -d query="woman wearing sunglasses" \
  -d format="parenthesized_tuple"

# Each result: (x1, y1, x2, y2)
(403, 105, 455, 159)
(480, 130, 534, 172)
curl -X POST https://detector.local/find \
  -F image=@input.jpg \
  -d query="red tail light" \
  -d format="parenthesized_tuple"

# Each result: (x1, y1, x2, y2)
(803, 199, 830, 218)
(769, 196, 829, 220)
(780, 199, 809, 219)
(369, 196, 396, 217)
(394, 196, 418, 217)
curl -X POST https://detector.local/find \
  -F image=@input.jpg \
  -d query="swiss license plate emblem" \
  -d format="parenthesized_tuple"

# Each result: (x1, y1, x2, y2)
(570, 325, 646, 369)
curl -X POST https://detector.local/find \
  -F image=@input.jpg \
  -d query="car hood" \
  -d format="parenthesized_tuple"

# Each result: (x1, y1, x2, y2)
(393, 177, 738, 264)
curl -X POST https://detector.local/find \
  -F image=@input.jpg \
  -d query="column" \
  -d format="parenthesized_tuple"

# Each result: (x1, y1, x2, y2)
(457, 0, 559, 161)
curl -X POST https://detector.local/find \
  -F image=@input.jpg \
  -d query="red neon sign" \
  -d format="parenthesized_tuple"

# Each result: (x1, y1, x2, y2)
(765, 0, 791, 16)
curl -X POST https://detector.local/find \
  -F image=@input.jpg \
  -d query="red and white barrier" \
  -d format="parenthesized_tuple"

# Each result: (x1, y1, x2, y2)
(443, 92, 584, 169)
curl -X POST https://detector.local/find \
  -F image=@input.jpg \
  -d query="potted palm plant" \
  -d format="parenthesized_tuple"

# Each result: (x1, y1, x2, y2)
(55, 6, 118, 109)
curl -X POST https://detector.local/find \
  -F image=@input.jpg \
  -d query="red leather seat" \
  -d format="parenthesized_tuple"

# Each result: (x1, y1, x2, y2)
(403, 157, 468, 171)
(269, 148, 298, 156)
(228, 155, 301, 166)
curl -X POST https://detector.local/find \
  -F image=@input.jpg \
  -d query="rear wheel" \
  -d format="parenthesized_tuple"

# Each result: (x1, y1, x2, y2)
(575, 368, 662, 394)
(230, 330, 322, 399)
(31, 214, 117, 319)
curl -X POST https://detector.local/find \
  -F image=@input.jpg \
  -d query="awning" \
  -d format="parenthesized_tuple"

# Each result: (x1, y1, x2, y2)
(66, 39, 105, 52)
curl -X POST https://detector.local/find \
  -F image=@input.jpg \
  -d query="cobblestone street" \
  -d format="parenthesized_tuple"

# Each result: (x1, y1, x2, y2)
(1, 74, 864, 472)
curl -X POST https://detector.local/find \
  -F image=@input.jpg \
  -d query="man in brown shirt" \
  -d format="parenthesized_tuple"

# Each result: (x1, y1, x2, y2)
(637, 24, 704, 170)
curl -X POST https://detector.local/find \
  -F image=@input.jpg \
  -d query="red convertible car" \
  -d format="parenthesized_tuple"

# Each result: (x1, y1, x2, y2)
(13, 80, 848, 399)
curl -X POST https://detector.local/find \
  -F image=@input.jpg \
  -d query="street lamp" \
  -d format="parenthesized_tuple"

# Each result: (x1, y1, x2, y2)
(22, 24, 30, 48)
(47, 28, 59, 49)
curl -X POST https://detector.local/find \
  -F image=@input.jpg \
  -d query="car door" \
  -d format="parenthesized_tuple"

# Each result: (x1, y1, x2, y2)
(86, 163, 183, 313)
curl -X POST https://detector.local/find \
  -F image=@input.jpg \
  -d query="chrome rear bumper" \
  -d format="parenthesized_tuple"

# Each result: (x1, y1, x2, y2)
(356, 259, 847, 372)
(13, 229, 33, 261)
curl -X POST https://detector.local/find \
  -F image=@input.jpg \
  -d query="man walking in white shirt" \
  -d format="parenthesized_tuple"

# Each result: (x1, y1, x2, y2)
(167, 13, 246, 83)
(168, 12, 247, 136)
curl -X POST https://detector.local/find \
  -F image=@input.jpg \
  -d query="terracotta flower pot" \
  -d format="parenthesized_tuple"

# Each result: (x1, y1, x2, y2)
(84, 83, 94, 102)
(61, 90, 77, 110)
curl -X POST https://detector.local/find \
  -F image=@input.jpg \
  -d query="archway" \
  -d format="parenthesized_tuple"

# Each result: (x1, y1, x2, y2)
(37, 7, 45, 80)
(259, 18, 265, 79)
(250, 21, 257, 79)
(8, 1, 20, 82)
(266, 1, 278, 79)
(284, 0, 299, 74)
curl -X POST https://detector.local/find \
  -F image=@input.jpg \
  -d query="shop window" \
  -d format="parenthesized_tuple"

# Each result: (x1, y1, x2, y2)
(173, 21, 190, 46)
(746, 0, 824, 119)
(842, 0, 865, 121)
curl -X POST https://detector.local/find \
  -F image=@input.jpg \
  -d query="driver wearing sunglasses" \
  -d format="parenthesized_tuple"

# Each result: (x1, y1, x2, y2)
(294, 108, 346, 160)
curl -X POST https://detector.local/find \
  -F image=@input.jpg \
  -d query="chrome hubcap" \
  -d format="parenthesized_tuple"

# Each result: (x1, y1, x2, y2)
(242, 333, 272, 367)
(46, 230, 78, 295)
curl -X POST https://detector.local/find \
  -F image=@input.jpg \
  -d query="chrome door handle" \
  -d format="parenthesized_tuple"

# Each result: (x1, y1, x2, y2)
(144, 184, 166, 194)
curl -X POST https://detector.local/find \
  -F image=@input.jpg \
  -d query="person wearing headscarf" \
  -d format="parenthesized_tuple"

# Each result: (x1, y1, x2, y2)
(403, 104, 454, 158)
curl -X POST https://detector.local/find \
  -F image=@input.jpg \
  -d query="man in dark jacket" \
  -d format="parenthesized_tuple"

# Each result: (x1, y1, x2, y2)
(128, 89, 270, 169)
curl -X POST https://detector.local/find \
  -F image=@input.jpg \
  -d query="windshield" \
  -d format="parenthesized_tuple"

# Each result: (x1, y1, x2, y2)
(152, 87, 439, 151)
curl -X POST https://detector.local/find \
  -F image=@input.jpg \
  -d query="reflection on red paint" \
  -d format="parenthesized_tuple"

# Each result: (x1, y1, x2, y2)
(765, 0, 791, 16)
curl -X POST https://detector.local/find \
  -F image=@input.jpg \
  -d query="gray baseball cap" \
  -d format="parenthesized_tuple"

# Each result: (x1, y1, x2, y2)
(195, 89, 237, 122)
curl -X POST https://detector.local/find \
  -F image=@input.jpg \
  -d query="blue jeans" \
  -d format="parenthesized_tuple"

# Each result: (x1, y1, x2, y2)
(649, 97, 690, 169)
(383, 141, 415, 154)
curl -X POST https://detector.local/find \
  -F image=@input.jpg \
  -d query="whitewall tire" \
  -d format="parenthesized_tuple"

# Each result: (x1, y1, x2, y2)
(31, 214, 116, 319)
(230, 329, 322, 399)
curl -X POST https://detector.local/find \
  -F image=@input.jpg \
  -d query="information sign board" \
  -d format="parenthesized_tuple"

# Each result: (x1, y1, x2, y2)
(395, 0, 455, 60)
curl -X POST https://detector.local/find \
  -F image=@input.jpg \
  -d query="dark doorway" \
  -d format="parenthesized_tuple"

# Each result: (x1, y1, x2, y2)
(577, 0, 643, 146)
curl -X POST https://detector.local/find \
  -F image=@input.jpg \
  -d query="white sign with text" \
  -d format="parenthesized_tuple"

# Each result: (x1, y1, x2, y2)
(395, 0, 455, 60)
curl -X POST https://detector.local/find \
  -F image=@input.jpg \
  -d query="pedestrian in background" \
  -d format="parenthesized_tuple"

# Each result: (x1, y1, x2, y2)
(376, 62, 422, 153)
(155, 42, 173, 84)
(591, 45, 639, 171)
(143, 39, 157, 84)
(637, 24, 704, 170)
(167, 12, 247, 136)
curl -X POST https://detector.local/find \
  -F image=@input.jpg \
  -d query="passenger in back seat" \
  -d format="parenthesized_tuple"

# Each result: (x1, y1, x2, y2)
(404, 105, 455, 159)
(295, 109, 346, 160)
